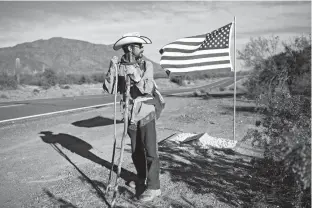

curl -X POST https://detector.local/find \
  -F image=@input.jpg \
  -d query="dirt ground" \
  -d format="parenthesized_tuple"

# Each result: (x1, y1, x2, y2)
(0, 93, 270, 208)
(1, 77, 277, 208)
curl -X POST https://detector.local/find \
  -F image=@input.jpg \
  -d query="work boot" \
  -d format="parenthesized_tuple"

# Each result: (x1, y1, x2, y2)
(138, 189, 161, 202)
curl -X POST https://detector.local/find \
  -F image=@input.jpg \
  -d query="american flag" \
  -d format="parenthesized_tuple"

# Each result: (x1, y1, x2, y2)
(159, 22, 234, 76)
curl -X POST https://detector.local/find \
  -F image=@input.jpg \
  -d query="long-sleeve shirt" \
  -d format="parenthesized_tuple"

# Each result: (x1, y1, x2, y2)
(103, 58, 156, 127)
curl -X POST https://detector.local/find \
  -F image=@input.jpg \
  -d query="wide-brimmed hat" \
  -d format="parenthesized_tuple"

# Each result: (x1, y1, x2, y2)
(113, 32, 152, 51)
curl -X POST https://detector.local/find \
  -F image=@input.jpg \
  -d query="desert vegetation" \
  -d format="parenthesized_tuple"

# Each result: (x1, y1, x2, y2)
(0, 66, 244, 90)
(169, 70, 250, 86)
(0, 69, 106, 90)
(238, 34, 311, 207)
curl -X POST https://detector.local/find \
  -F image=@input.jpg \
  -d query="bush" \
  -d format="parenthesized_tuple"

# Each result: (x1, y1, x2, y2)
(79, 74, 94, 85)
(33, 89, 40, 94)
(91, 73, 105, 83)
(239, 34, 311, 206)
(60, 85, 70, 89)
(0, 94, 9, 99)
(0, 72, 18, 90)
(41, 68, 57, 87)
(170, 76, 184, 86)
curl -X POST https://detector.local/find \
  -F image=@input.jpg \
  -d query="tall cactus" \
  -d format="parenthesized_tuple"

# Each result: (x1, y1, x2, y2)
(15, 58, 20, 84)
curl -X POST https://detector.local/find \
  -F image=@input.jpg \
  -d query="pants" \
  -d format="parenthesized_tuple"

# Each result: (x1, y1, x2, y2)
(127, 119, 160, 189)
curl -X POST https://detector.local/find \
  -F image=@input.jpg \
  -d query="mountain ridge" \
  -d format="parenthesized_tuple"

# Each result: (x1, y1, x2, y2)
(0, 37, 164, 75)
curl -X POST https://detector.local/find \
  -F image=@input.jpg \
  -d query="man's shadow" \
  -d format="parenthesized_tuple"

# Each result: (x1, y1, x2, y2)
(40, 131, 136, 182)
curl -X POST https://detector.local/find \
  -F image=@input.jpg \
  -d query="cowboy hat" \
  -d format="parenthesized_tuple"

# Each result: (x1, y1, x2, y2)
(113, 32, 152, 51)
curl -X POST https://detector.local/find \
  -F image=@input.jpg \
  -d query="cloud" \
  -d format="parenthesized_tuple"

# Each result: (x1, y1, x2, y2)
(0, 1, 310, 62)
(239, 26, 311, 37)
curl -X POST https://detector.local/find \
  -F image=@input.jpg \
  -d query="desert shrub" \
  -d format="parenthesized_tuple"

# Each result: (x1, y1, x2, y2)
(168, 69, 236, 85)
(39, 68, 57, 88)
(60, 85, 70, 90)
(33, 89, 40, 94)
(239, 34, 311, 206)
(0, 72, 18, 90)
(65, 74, 81, 85)
(78, 74, 93, 85)
(91, 73, 105, 83)
(57, 72, 72, 85)
(170, 76, 184, 86)
(0, 94, 9, 99)
(20, 73, 35, 85)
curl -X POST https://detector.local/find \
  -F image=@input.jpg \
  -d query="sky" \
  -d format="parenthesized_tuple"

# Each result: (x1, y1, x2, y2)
(0, 1, 310, 70)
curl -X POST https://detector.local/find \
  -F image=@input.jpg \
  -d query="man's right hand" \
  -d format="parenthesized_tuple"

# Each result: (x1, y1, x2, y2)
(111, 56, 119, 65)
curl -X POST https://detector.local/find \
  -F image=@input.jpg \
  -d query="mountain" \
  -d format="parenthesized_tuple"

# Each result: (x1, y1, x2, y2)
(0, 37, 164, 75)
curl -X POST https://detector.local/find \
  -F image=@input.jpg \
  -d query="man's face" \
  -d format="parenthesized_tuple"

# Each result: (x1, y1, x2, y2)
(131, 43, 144, 58)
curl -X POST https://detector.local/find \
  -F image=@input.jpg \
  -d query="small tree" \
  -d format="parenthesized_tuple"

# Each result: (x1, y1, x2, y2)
(41, 68, 57, 87)
(238, 34, 311, 206)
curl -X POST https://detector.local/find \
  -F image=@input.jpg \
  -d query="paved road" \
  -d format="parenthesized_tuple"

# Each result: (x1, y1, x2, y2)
(0, 77, 243, 123)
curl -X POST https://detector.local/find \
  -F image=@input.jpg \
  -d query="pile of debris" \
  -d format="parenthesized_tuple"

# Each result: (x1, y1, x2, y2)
(161, 132, 238, 149)
(159, 132, 264, 158)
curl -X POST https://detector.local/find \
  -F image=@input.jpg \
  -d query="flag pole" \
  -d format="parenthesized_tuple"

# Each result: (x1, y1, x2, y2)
(233, 16, 237, 141)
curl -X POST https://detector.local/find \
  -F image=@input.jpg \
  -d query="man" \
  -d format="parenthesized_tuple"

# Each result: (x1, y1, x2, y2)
(103, 32, 164, 202)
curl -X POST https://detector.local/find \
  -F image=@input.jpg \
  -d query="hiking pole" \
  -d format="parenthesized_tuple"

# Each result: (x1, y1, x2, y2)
(111, 74, 130, 207)
(105, 58, 119, 195)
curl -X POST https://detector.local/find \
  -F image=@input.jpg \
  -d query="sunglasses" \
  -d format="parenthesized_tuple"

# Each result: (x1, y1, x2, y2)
(132, 44, 144, 49)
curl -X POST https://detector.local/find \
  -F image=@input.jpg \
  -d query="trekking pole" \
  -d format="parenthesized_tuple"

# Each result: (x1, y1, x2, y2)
(105, 58, 119, 195)
(111, 74, 130, 207)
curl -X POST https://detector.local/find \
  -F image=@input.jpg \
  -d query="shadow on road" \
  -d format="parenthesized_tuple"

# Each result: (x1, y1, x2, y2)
(39, 131, 137, 207)
(40, 131, 136, 181)
(72, 116, 123, 128)
(43, 189, 79, 208)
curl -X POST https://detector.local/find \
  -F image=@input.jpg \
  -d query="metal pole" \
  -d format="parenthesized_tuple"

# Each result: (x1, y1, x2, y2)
(233, 16, 237, 141)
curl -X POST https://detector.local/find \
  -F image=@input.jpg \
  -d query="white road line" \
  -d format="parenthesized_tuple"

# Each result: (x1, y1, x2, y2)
(0, 102, 115, 124)
(0, 104, 25, 108)
(0, 77, 239, 124)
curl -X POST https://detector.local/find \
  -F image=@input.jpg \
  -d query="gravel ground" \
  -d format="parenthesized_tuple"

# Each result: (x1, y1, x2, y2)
(0, 93, 274, 208)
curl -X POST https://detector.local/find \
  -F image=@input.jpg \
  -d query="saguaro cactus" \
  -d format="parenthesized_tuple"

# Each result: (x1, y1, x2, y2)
(15, 58, 20, 84)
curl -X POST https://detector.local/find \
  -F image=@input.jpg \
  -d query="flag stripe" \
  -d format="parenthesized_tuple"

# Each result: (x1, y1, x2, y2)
(169, 67, 232, 76)
(161, 48, 198, 53)
(161, 60, 230, 69)
(160, 52, 230, 60)
(167, 41, 204, 46)
(160, 56, 230, 65)
(166, 65, 232, 73)
(161, 49, 230, 57)
(162, 44, 201, 50)
(174, 38, 206, 43)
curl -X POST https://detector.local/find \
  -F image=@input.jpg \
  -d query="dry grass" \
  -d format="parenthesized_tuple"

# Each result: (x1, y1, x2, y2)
(0, 84, 105, 102)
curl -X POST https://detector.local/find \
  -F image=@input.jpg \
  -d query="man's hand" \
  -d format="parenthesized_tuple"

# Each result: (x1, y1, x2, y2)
(111, 56, 119, 65)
